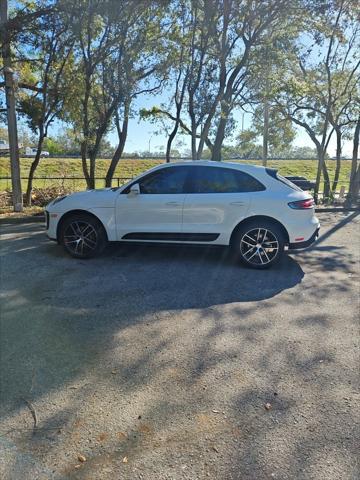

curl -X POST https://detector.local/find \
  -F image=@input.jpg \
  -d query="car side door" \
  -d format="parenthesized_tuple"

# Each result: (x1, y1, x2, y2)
(115, 165, 192, 241)
(182, 166, 264, 244)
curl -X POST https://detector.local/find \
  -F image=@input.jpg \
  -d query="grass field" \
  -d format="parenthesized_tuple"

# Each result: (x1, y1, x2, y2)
(0, 156, 353, 192)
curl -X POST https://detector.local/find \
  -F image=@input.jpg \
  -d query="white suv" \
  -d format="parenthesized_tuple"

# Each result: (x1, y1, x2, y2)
(45, 161, 320, 269)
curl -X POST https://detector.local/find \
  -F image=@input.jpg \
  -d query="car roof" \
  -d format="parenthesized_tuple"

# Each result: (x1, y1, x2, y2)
(157, 160, 266, 171)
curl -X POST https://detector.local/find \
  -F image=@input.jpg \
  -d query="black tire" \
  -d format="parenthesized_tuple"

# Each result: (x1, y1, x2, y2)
(232, 220, 285, 269)
(60, 213, 107, 259)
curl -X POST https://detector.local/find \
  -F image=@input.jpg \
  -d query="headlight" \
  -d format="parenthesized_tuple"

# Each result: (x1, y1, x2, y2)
(52, 195, 68, 205)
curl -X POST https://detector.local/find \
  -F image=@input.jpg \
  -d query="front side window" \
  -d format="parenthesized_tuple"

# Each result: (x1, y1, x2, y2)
(190, 166, 265, 193)
(138, 166, 190, 194)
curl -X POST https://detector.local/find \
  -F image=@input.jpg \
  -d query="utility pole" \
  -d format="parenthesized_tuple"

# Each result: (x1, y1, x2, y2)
(262, 40, 270, 168)
(0, 0, 23, 211)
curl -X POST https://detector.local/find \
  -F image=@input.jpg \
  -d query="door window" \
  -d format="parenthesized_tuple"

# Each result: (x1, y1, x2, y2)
(122, 166, 192, 194)
(190, 166, 265, 193)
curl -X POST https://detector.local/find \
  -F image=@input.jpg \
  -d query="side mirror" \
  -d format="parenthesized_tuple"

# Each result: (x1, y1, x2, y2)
(129, 183, 140, 196)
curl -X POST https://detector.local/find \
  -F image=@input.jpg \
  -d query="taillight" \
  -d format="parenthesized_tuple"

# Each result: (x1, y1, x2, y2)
(288, 198, 314, 209)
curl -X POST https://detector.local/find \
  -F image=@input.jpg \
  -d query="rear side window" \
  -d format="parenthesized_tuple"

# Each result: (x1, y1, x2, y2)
(189, 166, 265, 193)
(266, 168, 302, 191)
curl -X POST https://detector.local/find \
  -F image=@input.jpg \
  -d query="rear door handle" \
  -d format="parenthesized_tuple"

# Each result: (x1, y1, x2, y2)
(166, 201, 181, 206)
(230, 201, 245, 206)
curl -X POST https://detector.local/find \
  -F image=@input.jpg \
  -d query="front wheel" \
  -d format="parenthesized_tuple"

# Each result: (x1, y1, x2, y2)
(60, 214, 107, 259)
(233, 221, 285, 269)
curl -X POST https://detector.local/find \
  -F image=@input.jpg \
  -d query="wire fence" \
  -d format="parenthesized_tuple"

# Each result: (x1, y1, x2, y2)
(0, 176, 133, 191)
(0, 175, 352, 198)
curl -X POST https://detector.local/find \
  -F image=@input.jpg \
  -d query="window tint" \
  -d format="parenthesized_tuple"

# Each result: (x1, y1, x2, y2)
(190, 166, 265, 193)
(138, 166, 190, 194)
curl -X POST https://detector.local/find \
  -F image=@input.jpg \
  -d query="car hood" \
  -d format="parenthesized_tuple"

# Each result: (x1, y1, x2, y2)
(49, 188, 118, 210)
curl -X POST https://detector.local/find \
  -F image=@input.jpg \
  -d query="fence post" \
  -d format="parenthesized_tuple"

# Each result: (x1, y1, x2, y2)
(117, 178, 120, 187)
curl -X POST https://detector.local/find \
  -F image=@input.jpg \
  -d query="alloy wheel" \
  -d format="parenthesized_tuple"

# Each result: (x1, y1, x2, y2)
(63, 221, 98, 256)
(240, 227, 279, 266)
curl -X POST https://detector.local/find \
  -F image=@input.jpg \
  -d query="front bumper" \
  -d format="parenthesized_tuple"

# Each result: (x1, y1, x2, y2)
(288, 226, 320, 250)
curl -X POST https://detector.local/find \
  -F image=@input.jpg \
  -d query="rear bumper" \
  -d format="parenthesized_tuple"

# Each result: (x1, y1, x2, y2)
(288, 226, 320, 250)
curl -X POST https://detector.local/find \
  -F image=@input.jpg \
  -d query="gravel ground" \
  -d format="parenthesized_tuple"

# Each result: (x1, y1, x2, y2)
(0, 212, 359, 480)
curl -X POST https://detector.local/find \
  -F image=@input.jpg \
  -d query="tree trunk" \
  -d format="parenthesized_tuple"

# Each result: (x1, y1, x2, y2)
(196, 126, 207, 160)
(322, 161, 331, 202)
(88, 152, 96, 189)
(81, 141, 91, 189)
(211, 101, 230, 161)
(314, 149, 322, 203)
(211, 117, 226, 161)
(25, 134, 44, 206)
(166, 122, 179, 163)
(332, 128, 342, 193)
(314, 144, 332, 203)
(346, 117, 360, 205)
(262, 99, 269, 166)
(190, 115, 197, 159)
(105, 115, 128, 187)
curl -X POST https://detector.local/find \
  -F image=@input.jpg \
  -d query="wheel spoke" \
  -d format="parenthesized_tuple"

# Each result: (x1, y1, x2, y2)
(83, 238, 96, 250)
(245, 248, 258, 261)
(258, 250, 264, 264)
(244, 233, 257, 245)
(81, 224, 92, 236)
(241, 239, 256, 248)
(261, 248, 270, 263)
(83, 234, 96, 244)
(70, 224, 78, 236)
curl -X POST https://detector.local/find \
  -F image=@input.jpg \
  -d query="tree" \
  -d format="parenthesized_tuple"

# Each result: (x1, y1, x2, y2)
(63, 0, 167, 188)
(277, 0, 360, 202)
(1, 0, 23, 211)
(17, 6, 73, 204)
(210, 0, 296, 160)
(62, 0, 121, 189)
(104, 0, 168, 186)
(141, 0, 295, 161)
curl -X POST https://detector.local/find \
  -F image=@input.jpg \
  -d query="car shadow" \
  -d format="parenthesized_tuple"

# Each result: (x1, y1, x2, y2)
(99, 241, 305, 306)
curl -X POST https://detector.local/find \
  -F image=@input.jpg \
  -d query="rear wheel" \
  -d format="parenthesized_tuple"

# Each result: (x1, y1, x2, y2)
(233, 220, 285, 269)
(60, 214, 107, 259)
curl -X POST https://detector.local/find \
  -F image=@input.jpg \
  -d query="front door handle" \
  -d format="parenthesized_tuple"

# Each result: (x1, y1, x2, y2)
(166, 201, 181, 206)
(230, 201, 245, 206)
